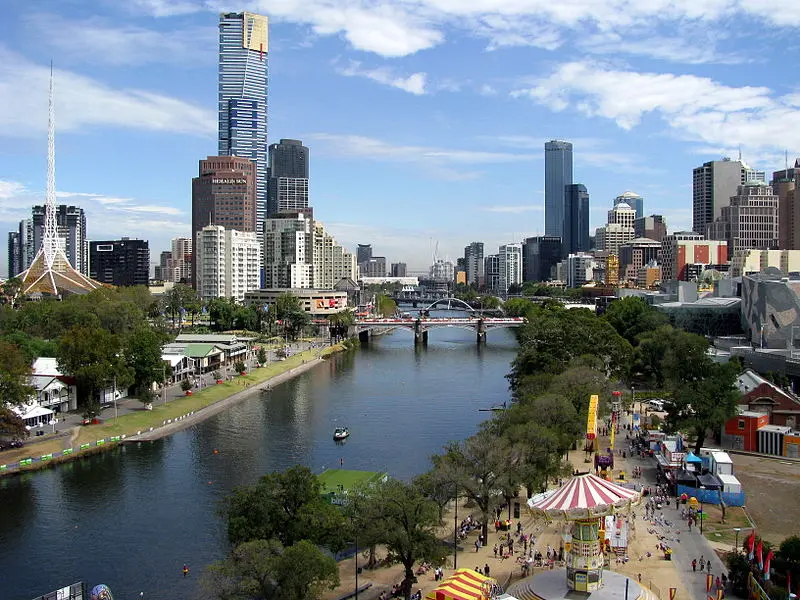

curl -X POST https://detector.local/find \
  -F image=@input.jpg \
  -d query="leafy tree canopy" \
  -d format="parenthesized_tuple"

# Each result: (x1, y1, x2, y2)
(603, 297, 668, 345)
(0, 340, 35, 408)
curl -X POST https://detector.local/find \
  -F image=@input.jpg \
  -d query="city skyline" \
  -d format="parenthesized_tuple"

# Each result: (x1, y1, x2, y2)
(1, 3, 799, 274)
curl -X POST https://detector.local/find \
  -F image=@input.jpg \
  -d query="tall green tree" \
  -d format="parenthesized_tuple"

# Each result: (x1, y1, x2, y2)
(209, 297, 237, 331)
(433, 429, 514, 542)
(203, 538, 339, 600)
(602, 296, 668, 345)
(225, 466, 347, 551)
(0, 406, 28, 439)
(57, 325, 132, 414)
(362, 479, 446, 600)
(0, 340, 34, 408)
(503, 297, 534, 317)
(124, 325, 167, 402)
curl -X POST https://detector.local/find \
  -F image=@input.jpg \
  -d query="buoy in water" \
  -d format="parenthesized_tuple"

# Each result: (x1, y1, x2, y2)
(213, 449, 219, 454)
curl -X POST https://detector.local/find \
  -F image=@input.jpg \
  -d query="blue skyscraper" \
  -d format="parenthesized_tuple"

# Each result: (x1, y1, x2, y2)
(614, 191, 644, 220)
(218, 11, 269, 242)
(563, 184, 590, 257)
(544, 140, 574, 238)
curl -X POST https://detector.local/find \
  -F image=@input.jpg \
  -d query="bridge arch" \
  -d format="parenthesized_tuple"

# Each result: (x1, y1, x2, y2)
(420, 297, 477, 313)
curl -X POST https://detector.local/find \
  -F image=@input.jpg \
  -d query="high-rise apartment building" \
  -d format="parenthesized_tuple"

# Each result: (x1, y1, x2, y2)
(463, 242, 485, 286)
(313, 222, 358, 288)
(267, 177, 309, 216)
(693, 158, 765, 237)
(498, 244, 522, 294)
(195, 225, 261, 302)
(362, 257, 387, 278)
(268, 138, 308, 178)
(596, 201, 636, 256)
(7, 232, 21, 279)
(27, 205, 88, 275)
(707, 182, 779, 258)
(191, 156, 256, 286)
(218, 11, 269, 243)
(619, 238, 661, 283)
(484, 254, 500, 292)
(544, 140, 573, 238)
(89, 238, 150, 287)
(772, 160, 800, 250)
(634, 215, 667, 242)
(566, 253, 595, 288)
(661, 232, 728, 281)
(522, 236, 561, 282)
(154, 250, 172, 281)
(390, 263, 407, 277)
(614, 191, 644, 220)
(563, 183, 589, 257)
(263, 212, 314, 289)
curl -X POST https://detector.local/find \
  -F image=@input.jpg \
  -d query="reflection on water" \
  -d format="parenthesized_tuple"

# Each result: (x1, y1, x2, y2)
(0, 326, 517, 600)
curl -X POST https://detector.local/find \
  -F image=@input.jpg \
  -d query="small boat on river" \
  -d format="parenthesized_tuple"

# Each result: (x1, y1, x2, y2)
(333, 427, 350, 441)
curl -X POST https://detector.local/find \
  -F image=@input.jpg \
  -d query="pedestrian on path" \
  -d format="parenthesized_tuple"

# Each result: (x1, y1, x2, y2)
(699, 557, 705, 571)
(493, 544, 498, 558)
(484, 564, 490, 576)
(475, 540, 480, 553)
(707, 562, 712, 576)
(692, 559, 697, 572)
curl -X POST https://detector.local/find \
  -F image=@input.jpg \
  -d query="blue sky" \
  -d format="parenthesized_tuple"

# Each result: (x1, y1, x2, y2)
(2, 0, 799, 275)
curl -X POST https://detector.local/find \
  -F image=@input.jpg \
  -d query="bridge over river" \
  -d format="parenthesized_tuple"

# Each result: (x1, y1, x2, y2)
(350, 316, 526, 344)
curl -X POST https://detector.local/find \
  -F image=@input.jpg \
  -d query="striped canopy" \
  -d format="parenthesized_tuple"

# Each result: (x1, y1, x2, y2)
(425, 568, 496, 600)
(530, 473, 640, 519)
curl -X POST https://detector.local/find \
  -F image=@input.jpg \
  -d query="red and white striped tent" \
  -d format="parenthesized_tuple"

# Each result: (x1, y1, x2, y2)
(530, 473, 641, 519)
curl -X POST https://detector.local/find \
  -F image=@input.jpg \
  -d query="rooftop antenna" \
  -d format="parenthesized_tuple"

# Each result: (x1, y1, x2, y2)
(738, 145, 742, 162)
(786, 149, 790, 173)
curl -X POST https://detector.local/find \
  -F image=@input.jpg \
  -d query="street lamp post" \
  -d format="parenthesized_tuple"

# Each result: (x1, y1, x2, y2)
(453, 488, 458, 570)
(699, 485, 706, 534)
(354, 529, 359, 600)
(734, 527, 741, 554)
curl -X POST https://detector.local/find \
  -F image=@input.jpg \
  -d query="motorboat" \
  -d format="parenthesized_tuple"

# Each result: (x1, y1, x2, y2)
(333, 427, 350, 441)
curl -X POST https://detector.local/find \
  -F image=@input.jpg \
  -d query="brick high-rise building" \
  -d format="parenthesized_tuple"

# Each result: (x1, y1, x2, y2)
(773, 159, 800, 250)
(191, 156, 256, 286)
(707, 182, 779, 259)
(634, 215, 667, 242)
(661, 232, 727, 281)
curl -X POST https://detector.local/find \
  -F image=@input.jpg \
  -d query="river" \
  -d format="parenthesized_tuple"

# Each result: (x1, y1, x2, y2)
(0, 324, 518, 600)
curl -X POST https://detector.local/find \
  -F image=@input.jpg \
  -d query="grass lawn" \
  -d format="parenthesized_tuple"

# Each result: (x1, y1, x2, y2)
(7, 343, 344, 461)
(700, 505, 755, 546)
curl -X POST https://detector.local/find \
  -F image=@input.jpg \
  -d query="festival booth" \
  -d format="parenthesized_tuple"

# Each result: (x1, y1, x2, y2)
(425, 568, 505, 600)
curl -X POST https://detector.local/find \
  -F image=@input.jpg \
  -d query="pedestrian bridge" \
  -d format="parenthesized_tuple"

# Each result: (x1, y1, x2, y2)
(350, 316, 526, 345)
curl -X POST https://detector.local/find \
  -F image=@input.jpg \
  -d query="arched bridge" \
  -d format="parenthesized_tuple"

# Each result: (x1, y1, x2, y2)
(349, 316, 526, 345)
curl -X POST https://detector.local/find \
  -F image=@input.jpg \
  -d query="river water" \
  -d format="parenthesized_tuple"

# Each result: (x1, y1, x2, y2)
(0, 324, 518, 600)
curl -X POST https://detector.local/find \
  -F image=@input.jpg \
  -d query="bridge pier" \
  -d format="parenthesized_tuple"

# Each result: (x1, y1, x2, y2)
(414, 330, 428, 345)
(476, 319, 486, 345)
(358, 330, 370, 344)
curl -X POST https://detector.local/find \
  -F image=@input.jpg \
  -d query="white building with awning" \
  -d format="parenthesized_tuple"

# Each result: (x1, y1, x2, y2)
(13, 403, 55, 428)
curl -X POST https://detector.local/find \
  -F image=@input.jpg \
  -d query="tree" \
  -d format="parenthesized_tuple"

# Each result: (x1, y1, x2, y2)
(361, 479, 447, 600)
(181, 379, 192, 393)
(1, 277, 22, 307)
(225, 466, 347, 551)
(0, 341, 34, 408)
(274, 293, 311, 340)
(0, 406, 28, 440)
(602, 297, 668, 345)
(503, 298, 534, 318)
(479, 295, 501, 310)
(209, 297, 237, 332)
(413, 469, 455, 522)
(57, 325, 131, 413)
(433, 429, 513, 542)
(203, 538, 339, 600)
(234, 361, 246, 374)
(257, 347, 267, 365)
(124, 325, 167, 401)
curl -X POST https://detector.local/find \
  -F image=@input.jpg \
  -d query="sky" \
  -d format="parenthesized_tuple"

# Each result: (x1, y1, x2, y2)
(2, 0, 800, 275)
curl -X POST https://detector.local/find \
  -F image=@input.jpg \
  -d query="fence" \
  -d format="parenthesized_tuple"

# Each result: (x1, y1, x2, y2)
(676, 485, 746, 507)
(0, 411, 198, 476)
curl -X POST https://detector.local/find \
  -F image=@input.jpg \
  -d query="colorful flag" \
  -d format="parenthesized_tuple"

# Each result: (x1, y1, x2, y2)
(756, 540, 764, 571)
(706, 574, 713, 592)
(669, 588, 677, 600)
(747, 531, 756, 560)
(764, 550, 774, 580)
(717, 590, 724, 600)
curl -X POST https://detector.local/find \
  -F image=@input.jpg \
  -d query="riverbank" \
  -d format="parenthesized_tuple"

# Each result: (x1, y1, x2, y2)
(0, 342, 348, 477)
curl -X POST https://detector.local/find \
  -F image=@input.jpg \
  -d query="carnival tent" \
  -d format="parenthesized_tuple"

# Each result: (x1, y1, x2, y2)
(530, 473, 640, 518)
(684, 451, 703, 464)
(425, 568, 496, 600)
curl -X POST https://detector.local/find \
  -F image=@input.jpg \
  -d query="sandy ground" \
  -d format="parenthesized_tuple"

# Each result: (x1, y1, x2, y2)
(324, 427, 688, 600)
(730, 453, 800, 546)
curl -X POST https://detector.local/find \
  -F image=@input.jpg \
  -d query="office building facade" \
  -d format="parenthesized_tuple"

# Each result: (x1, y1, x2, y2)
(619, 238, 662, 283)
(313, 222, 358, 289)
(390, 262, 407, 277)
(463, 241, 485, 286)
(89, 238, 150, 287)
(7, 232, 21, 279)
(267, 177, 309, 216)
(634, 215, 667, 242)
(614, 191, 644, 220)
(27, 205, 88, 276)
(563, 183, 590, 257)
(707, 182, 779, 258)
(544, 140, 573, 238)
(361, 257, 387, 278)
(191, 156, 256, 286)
(772, 160, 800, 250)
(522, 236, 561, 282)
(218, 11, 269, 242)
(356, 244, 372, 265)
(693, 158, 765, 237)
(484, 254, 500, 292)
(195, 225, 261, 302)
(661, 232, 728, 281)
(267, 139, 309, 217)
(429, 259, 455, 282)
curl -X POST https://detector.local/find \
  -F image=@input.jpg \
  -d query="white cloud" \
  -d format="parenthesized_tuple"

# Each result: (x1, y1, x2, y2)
(579, 31, 746, 65)
(0, 47, 215, 137)
(26, 13, 215, 67)
(137, 0, 800, 58)
(512, 61, 800, 157)
(336, 61, 428, 95)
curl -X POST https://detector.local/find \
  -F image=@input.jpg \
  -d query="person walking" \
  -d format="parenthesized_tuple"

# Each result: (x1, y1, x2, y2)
(484, 564, 490, 577)
(699, 557, 705, 572)
(493, 544, 498, 559)
(692, 558, 697, 572)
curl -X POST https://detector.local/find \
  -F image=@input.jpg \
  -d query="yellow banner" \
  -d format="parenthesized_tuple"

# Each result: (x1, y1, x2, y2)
(586, 395, 598, 439)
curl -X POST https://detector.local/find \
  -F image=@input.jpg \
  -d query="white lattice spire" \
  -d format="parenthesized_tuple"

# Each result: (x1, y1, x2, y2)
(42, 61, 58, 268)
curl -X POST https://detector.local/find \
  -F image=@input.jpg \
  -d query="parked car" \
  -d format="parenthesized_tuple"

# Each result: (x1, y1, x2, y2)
(648, 399, 665, 410)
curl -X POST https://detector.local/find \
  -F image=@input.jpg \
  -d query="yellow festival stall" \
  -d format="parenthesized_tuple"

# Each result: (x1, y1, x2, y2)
(425, 568, 500, 600)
